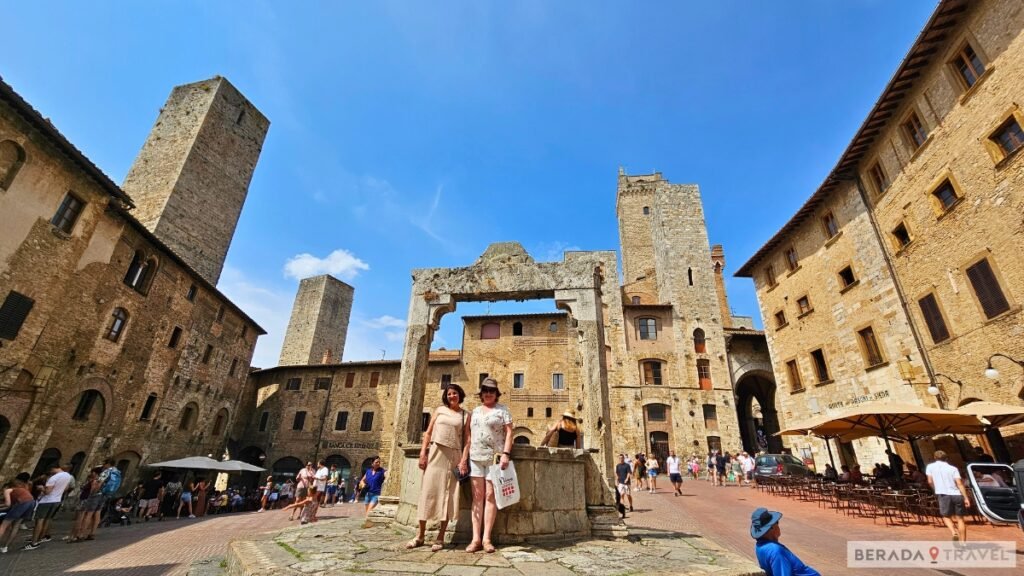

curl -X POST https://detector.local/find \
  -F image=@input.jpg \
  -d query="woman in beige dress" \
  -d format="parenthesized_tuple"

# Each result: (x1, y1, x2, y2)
(407, 383, 470, 552)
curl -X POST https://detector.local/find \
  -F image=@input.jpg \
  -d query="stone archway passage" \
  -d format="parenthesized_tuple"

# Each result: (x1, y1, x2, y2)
(387, 242, 617, 510)
(735, 372, 782, 454)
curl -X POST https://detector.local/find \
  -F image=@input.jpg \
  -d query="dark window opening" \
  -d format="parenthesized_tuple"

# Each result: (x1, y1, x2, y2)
(285, 378, 302, 391)
(513, 373, 525, 389)
(139, 393, 157, 421)
(642, 206, 650, 215)
(992, 116, 1024, 157)
(797, 296, 812, 315)
(168, 326, 182, 348)
(869, 162, 890, 195)
(822, 212, 839, 238)
(73, 390, 101, 421)
(212, 411, 227, 436)
(638, 317, 657, 340)
(51, 192, 85, 234)
(702, 404, 718, 430)
(106, 308, 128, 342)
(512, 321, 523, 336)
(527, 407, 534, 418)
(179, 405, 196, 431)
(545, 407, 552, 418)
(693, 328, 706, 353)
(314, 377, 332, 390)
(933, 180, 959, 211)
(479, 373, 490, 386)
(892, 223, 912, 249)
(0, 139, 26, 190)
(764, 264, 777, 288)
(646, 404, 667, 422)
(549, 321, 558, 332)
(903, 112, 928, 149)
(774, 310, 787, 328)
(202, 344, 213, 364)
(810, 349, 830, 383)
(440, 373, 452, 388)
(123, 251, 155, 294)
(217, 306, 225, 322)
(838, 266, 856, 288)
(642, 361, 662, 385)
(186, 284, 197, 301)
(292, 411, 307, 431)
(787, 360, 803, 392)
(785, 247, 799, 271)
(631, 296, 641, 305)
(258, 411, 269, 432)
(335, 411, 349, 431)
(229, 358, 239, 377)
(858, 327, 885, 367)
(422, 413, 431, 432)
(951, 42, 985, 88)
(0, 291, 34, 340)
(360, 411, 374, 432)
(687, 268, 693, 286)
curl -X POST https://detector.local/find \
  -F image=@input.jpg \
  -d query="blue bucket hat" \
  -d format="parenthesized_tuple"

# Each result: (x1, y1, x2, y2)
(750, 507, 783, 539)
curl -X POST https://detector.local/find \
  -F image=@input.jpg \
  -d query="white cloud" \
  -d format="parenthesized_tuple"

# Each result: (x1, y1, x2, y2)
(283, 249, 370, 281)
(362, 315, 407, 329)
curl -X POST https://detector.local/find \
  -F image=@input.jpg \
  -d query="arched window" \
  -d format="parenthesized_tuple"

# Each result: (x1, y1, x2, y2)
(481, 322, 500, 339)
(123, 251, 156, 294)
(642, 206, 650, 215)
(139, 393, 158, 420)
(638, 317, 657, 340)
(212, 408, 229, 436)
(693, 328, 706, 353)
(73, 389, 103, 420)
(70, 451, 87, 477)
(641, 360, 663, 385)
(179, 403, 198, 431)
(514, 436, 531, 445)
(105, 308, 128, 342)
(32, 448, 61, 477)
(512, 322, 523, 336)
(0, 140, 26, 191)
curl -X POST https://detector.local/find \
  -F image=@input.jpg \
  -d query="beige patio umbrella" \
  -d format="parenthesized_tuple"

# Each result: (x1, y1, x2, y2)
(953, 401, 1024, 428)
(808, 401, 985, 441)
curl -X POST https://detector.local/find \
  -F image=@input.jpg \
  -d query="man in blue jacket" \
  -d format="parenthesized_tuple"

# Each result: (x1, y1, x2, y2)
(750, 507, 820, 576)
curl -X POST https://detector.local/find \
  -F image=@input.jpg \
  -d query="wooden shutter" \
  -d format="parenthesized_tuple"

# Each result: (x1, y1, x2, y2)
(0, 291, 34, 340)
(917, 294, 950, 343)
(966, 259, 1010, 319)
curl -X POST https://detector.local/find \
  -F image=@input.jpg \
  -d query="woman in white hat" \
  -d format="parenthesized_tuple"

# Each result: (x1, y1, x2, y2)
(541, 410, 581, 448)
(465, 377, 513, 554)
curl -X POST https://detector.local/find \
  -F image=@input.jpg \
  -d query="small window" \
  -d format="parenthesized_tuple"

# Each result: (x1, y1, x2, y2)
(481, 322, 500, 339)
(285, 378, 302, 391)
(918, 293, 950, 343)
(549, 321, 558, 332)
(123, 251, 155, 294)
(292, 411, 307, 431)
(696, 359, 712, 390)
(0, 140, 26, 191)
(821, 212, 839, 239)
(642, 206, 650, 215)
(786, 360, 803, 392)
(764, 264, 777, 288)
(139, 393, 158, 421)
(513, 373, 525, 389)
(315, 377, 332, 390)
(796, 296, 812, 315)
(545, 407, 553, 418)
(421, 413, 431, 432)
(965, 258, 1010, 319)
(932, 180, 960, 212)
(344, 372, 355, 388)
(479, 373, 490, 386)
(527, 407, 534, 418)
(642, 360, 662, 385)
(638, 317, 658, 340)
(892, 222, 912, 250)
(168, 326, 182, 348)
(810, 349, 830, 383)
(950, 42, 985, 89)
(784, 247, 799, 272)
(258, 411, 270, 432)
(440, 373, 452, 388)
(646, 404, 666, 422)
(990, 116, 1024, 158)
(179, 405, 196, 430)
(902, 111, 928, 150)
(369, 371, 380, 388)
(857, 326, 885, 367)
(51, 192, 85, 234)
(217, 306, 225, 322)
(212, 411, 227, 436)
(687, 267, 693, 286)
(202, 344, 213, 364)
(0, 291, 34, 340)
(868, 161, 890, 195)
(774, 310, 788, 329)
(512, 321, 523, 336)
(105, 308, 128, 342)
(229, 358, 239, 377)
(552, 373, 565, 390)
(335, 411, 349, 431)
(838, 266, 857, 289)
(73, 390, 101, 420)
(186, 284, 197, 302)
(631, 296, 641, 305)
(702, 404, 718, 431)
(692, 328, 706, 353)
(240, 325, 248, 340)
(360, 411, 375, 432)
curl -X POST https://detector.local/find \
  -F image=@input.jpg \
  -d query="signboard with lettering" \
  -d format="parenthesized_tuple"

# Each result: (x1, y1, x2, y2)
(826, 389, 890, 411)
(321, 441, 380, 450)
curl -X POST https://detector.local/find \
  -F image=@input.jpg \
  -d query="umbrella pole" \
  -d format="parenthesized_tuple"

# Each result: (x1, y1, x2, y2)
(824, 437, 836, 469)
(875, 416, 893, 452)
(909, 437, 925, 470)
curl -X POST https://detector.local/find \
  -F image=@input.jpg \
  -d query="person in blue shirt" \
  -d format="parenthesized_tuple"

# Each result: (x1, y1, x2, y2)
(359, 457, 386, 526)
(750, 507, 820, 576)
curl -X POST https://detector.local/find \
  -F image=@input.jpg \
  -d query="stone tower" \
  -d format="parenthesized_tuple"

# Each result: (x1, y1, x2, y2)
(615, 171, 741, 453)
(122, 76, 270, 285)
(279, 275, 355, 366)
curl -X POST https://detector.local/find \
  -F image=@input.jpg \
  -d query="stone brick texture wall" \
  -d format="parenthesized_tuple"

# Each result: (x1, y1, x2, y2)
(278, 275, 354, 366)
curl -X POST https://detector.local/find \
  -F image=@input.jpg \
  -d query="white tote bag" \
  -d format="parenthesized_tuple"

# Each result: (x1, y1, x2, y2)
(488, 460, 521, 510)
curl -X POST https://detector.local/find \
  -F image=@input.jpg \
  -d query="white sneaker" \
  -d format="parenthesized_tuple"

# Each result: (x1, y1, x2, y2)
(0, 546, 7, 554)
(188, 515, 196, 518)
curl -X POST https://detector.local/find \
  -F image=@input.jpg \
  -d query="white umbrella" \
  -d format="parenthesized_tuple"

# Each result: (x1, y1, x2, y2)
(146, 456, 225, 470)
(216, 460, 265, 472)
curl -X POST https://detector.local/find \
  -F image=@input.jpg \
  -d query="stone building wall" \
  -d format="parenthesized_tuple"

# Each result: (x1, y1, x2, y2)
(0, 78, 264, 483)
(122, 77, 270, 285)
(279, 275, 354, 366)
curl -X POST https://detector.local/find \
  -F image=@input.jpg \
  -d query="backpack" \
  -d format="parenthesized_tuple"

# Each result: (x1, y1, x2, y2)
(101, 467, 123, 496)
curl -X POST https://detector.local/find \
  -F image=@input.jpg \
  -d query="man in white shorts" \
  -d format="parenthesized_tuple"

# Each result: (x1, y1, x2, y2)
(615, 454, 633, 513)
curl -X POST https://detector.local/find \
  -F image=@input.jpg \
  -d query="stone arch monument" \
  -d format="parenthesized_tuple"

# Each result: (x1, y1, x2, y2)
(385, 242, 622, 542)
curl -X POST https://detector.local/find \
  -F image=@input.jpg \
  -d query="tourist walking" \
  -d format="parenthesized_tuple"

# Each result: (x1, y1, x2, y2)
(633, 454, 647, 491)
(314, 460, 329, 505)
(259, 475, 274, 512)
(407, 383, 470, 552)
(23, 463, 73, 550)
(925, 450, 971, 542)
(358, 457, 386, 526)
(541, 410, 580, 448)
(715, 451, 727, 486)
(138, 471, 164, 521)
(665, 450, 683, 496)
(647, 454, 660, 493)
(465, 377, 513, 554)
(176, 478, 196, 519)
(0, 478, 35, 554)
(615, 454, 634, 513)
(326, 465, 340, 506)
(193, 478, 208, 517)
(750, 507, 820, 576)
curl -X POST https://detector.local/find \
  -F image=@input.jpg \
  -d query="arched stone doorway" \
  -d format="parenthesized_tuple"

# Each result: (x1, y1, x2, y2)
(32, 448, 61, 477)
(239, 446, 267, 488)
(325, 454, 351, 481)
(272, 456, 303, 480)
(735, 371, 781, 454)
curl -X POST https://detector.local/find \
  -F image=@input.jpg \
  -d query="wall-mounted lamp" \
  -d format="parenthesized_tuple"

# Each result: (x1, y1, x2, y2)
(984, 353, 1024, 380)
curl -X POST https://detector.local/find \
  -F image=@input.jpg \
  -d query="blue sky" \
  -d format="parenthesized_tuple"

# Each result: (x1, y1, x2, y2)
(5, 1, 937, 368)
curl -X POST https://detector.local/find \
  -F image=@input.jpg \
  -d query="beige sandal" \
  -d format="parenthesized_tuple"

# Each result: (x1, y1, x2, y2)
(405, 538, 424, 550)
(430, 540, 445, 552)
(482, 540, 496, 553)
(465, 540, 482, 553)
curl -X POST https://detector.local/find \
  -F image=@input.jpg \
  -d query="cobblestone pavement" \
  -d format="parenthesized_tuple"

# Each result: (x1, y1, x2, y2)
(622, 478, 1024, 576)
(0, 504, 350, 576)
(226, 514, 762, 576)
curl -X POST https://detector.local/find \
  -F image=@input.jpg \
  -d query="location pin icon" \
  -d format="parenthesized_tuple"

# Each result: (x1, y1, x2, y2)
(929, 546, 940, 562)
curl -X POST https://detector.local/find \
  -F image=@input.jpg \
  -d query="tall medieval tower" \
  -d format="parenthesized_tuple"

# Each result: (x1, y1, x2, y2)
(279, 275, 355, 366)
(614, 170, 741, 456)
(122, 76, 270, 285)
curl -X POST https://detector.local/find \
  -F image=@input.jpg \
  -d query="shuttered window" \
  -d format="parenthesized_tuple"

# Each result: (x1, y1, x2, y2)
(965, 259, 1010, 319)
(917, 294, 950, 343)
(0, 291, 34, 340)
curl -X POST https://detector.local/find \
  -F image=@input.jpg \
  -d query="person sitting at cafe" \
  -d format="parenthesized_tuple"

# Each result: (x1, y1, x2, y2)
(838, 465, 851, 482)
(849, 465, 864, 484)
(823, 464, 838, 481)
(906, 464, 927, 485)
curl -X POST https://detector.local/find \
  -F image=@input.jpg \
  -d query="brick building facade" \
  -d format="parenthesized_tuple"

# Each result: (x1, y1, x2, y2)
(737, 0, 1024, 470)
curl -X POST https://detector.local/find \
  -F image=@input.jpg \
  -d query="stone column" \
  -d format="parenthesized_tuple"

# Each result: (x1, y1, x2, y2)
(383, 290, 453, 499)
